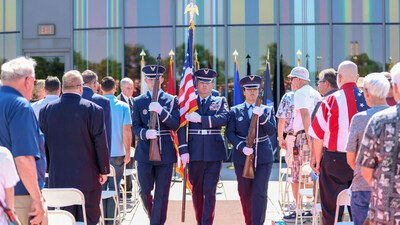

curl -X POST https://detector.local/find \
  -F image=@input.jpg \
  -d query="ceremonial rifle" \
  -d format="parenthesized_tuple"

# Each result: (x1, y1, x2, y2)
(148, 54, 162, 161)
(242, 81, 264, 179)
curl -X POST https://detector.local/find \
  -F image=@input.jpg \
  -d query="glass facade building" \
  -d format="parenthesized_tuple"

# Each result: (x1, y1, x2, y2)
(0, 0, 20, 65)
(2, 0, 400, 106)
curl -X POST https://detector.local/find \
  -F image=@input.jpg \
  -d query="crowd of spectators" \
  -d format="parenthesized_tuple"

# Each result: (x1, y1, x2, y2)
(278, 60, 400, 225)
(0, 57, 139, 225)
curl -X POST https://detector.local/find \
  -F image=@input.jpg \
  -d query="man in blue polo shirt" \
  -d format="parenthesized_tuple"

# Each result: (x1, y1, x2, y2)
(100, 76, 132, 224)
(0, 57, 46, 225)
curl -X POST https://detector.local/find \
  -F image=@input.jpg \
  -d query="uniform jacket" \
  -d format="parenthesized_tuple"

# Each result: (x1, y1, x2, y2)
(39, 93, 110, 191)
(226, 103, 276, 165)
(178, 95, 229, 162)
(132, 90, 180, 165)
(82, 86, 112, 154)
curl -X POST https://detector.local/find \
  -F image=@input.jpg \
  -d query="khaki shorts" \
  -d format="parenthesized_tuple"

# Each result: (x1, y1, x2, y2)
(284, 134, 296, 168)
(15, 195, 48, 225)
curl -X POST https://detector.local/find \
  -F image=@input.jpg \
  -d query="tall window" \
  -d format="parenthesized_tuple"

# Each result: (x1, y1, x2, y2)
(73, 0, 122, 79)
(71, 0, 399, 104)
(0, 0, 20, 67)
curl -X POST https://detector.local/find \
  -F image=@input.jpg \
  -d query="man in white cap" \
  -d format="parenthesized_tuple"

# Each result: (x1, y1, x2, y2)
(283, 67, 321, 221)
(309, 61, 368, 225)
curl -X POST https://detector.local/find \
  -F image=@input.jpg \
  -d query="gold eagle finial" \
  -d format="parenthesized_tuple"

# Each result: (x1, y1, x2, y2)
(185, 2, 199, 22)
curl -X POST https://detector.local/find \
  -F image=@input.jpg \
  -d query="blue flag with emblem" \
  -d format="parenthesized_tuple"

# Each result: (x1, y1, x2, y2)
(263, 61, 274, 107)
(233, 59, 242, 106)
(263, 61, 277, 151)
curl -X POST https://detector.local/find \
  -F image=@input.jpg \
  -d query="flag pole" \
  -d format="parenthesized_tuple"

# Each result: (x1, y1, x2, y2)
(140, 50, 148, 93)
(181, 2, 199, 222)
(181, 124, 188, 222)
(296, 49, 302, 67)
(227, 49, 240, 170)
(169, 49, 182, 183)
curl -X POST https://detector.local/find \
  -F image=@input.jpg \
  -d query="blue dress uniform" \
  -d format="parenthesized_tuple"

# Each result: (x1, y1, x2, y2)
(132, 65, 180, 225)
(226, 75, 276, 225)
(178, 69, 229, 225)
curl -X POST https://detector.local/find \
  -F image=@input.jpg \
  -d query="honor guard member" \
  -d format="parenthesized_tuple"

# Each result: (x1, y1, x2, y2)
(132, 65, 180, 225)
(226, 75, 276, 225)
(178, 69, 229, 225)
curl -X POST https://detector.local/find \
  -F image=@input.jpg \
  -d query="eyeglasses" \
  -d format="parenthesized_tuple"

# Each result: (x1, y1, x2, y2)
(317, 80, 326, 84)
(289, 77, 297, 81)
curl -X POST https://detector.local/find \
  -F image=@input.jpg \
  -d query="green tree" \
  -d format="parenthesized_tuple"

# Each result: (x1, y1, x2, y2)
(33, 57, 65, 80)
(350, 53, 382, 77)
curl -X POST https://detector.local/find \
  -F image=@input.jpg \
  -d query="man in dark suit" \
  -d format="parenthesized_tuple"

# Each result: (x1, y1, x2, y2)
(178, 69, 229, 225)
(226, 75, 276, 225)
(39, 70, 110, 225)
(132, 65, 180, 225)
(82, 70, 112, 153)
(117, 77, 134, 109)
(117, 77, 136, 198)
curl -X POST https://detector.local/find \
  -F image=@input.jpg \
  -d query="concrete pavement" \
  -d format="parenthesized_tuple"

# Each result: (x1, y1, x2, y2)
(118, 162, 301, 225)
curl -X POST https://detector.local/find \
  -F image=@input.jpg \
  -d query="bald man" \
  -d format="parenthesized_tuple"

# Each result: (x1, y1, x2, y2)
(309, 61, 369, 225)
(39, 70, 110, 225)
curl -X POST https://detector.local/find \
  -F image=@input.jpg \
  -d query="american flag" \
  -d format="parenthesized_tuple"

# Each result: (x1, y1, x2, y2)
(309, 83, 368, 152)
(174, 23, 198, 192)
(178, 24, 198, 125)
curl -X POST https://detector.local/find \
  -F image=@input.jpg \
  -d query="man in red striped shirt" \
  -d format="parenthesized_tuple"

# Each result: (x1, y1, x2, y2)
(309, 61, 369, 225)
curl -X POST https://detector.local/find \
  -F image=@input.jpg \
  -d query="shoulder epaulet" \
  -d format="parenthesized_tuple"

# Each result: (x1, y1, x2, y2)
(134, 93, 150, 102)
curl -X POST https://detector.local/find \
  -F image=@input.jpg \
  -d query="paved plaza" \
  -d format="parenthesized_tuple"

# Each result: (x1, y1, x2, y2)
(118, 162, 305, 225)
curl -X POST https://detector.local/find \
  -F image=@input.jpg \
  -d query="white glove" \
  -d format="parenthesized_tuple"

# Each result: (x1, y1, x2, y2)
(149, 102, 163, 114)
(180, 153, 190, 168)
(146, 129, 158, 139)
(185, 112, 202, 123)
(253, 106, 264, 117)
(243, 147, 254, 156)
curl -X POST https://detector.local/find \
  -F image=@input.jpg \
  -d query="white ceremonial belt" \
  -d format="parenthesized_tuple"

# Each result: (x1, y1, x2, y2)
(237, 135, 269, 142)
(158, 130, 172, 136)
(188, 129, 222, 135)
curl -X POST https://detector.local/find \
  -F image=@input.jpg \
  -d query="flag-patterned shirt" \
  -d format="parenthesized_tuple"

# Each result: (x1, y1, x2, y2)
(308, 82, 368, 152)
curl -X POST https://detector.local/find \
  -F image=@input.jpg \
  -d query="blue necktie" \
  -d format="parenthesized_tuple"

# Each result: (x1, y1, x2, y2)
(248, 105, 253, 119)
(201, 99, 206, 113)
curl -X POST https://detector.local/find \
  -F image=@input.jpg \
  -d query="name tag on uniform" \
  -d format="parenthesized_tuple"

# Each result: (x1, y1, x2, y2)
(209, 103, 219, 111)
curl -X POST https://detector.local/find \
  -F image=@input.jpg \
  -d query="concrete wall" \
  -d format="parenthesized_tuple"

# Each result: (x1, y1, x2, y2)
(21, 0, 73, 70)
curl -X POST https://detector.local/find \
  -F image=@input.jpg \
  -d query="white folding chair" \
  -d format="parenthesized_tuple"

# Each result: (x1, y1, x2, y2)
(278, 148, 286, 202)
(42, 188, 87, 225)
(100, 165, 122, 225)
(279, 148, 294, 211)
(334, 189, 354, 225)
(312, 175, 322, 225)
(295, 163, 314, 225)
(48, 210, 76, 225)
(121, 159, 138, 217)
